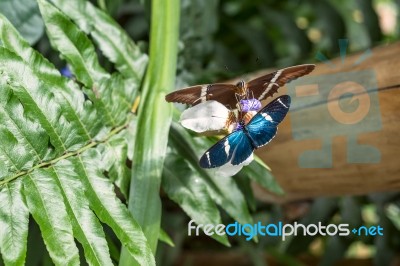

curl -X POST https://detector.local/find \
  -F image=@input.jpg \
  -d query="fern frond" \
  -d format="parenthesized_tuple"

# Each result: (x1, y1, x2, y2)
(0, 1, 154, 264)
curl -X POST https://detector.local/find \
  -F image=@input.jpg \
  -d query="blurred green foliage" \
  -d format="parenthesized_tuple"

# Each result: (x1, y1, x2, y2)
(0, 0, 44, 43)
(7, 0, 399, 84)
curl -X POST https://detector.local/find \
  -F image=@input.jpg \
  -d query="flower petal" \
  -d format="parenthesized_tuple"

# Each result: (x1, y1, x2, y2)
(240, 99, 262, 112)
(180, 101, 230, 133)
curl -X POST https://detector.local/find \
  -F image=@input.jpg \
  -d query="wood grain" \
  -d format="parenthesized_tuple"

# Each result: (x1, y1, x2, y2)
(251, 42, 400, 203)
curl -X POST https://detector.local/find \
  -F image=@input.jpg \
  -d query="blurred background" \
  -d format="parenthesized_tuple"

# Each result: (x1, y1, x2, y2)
(2, 0, 400, 265)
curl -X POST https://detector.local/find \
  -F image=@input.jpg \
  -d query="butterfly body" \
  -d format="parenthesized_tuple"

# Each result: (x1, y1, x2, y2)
(166, 64, 313, 109)
(199, 95, 291, 168)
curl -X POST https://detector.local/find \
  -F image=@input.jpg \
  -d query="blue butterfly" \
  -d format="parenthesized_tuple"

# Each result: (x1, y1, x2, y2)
(199, 95, 291, 168)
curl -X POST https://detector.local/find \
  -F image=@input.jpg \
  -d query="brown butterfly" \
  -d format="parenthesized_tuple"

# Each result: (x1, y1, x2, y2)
(166, 64, 315, 109)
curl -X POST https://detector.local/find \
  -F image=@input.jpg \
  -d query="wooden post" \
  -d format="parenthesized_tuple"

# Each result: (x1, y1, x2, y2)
(253, 42, 400, 203)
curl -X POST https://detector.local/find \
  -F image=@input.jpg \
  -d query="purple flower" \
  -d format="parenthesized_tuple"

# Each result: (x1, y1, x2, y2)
(240, 99, 262, 112)
(60, 65, 73, 78)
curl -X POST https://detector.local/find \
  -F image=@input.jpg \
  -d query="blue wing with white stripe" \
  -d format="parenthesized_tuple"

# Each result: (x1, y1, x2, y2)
(199, 131, 254, 168)
(199, 95, 291, 168)
(246, 95, 291, 148)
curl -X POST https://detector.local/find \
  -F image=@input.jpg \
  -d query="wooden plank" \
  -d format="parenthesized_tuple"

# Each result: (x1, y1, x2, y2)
(252, 42, 400, 203)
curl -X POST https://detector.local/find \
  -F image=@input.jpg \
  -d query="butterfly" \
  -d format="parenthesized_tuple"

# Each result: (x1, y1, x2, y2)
(179, 98, 263, 134)
(166, 64, 313, 109)
(199, 95, 291, 168)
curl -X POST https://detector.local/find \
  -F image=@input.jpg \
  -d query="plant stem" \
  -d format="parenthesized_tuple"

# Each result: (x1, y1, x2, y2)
(119, 0, 180, 264)
(0, 122, 129, 187)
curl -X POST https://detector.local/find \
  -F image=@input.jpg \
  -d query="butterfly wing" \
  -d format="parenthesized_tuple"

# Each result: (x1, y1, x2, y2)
(245, 95, 291, 148)
(229, 133, 256, 165)
(199, 130, 254, 168)
(165, 83, 238, 107)
(166, 64, 313, 107)
(199, 95, 291, 168)
(247, 64, 315, 101)
(206, 84, 239, 108)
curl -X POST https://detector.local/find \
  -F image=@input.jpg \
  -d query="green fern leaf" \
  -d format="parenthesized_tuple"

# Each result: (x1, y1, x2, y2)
(48, 0, 148, 81)
(0, 1, 154, 265)
(0, 180, 29, 265)
(162, 155, 230, 246)
(23, 171, 80, 265)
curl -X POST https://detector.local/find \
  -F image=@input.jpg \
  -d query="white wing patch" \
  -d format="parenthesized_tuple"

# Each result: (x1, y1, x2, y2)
(258, 69, 282, 100)
(224, 139, 230, 157)
(205, 151, 211, 166)
(200, 85, 208, 102)
(261, 113, 273, 122)
(278, 98, 288, 108)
